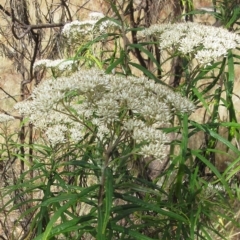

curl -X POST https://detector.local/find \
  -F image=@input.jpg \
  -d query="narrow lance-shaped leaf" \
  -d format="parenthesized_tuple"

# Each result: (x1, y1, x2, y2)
(102, 167, 113, 234)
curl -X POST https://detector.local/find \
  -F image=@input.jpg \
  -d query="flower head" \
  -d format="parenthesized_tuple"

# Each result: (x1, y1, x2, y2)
(62, 14, 119, 44)
(62, 20, 96, 42)
(89, 12, 105, 20)
(0, 114, 15, 123)
(142, 22, 240, 66)
(34, 59, 76, 73)
(15, 69, 195, 159)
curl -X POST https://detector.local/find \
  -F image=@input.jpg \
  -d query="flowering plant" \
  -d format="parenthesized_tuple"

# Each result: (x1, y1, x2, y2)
(62, 12, 119, 45)
(142, 22, 240, 66)
(15, 68, 195, 159)
(2, 2, 240, 239)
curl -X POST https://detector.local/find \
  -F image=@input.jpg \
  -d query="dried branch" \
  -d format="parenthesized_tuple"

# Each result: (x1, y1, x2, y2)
(0, 85, 18, 102)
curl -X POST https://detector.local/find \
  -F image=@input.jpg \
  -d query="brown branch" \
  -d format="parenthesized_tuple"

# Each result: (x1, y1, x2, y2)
(27, 22, 65, 30)
(61, 0, 72, 22)
(0, 3, 65, 39)
(0, 4, 11, 18)
(129, 1, 147, 69)
(11, 24, 31, 39)
(0, 108, 22, 120)
(11, 23, 65, 39)
(0, 1, 24, 27)
(0, 85, 18, 102)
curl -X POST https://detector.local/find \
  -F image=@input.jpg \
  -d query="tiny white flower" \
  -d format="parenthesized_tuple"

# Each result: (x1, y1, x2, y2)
(15, 68, 195, 160)
(89, 12, 105, 20)
(142, 22, 240, 66)
(34, 59, 75, 72)
(45, 124, 67, 146)
(0, 114, 15, 123)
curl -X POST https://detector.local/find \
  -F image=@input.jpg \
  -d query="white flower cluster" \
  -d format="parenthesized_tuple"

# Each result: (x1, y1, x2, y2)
(0, 113, 15, 123)
(205, 183, 226, 196)
(62, 12, 119, 44)
(15, 69, 195, 159)
(34, 59, 76, 72)
(142, 22, 240, 66)
(89, 12, 105, 21)
(62, 20, 96, 41)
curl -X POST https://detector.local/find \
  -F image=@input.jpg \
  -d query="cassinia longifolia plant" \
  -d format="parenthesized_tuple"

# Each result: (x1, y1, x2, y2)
(141, 22, 240, 66)
(7, 17, 240, 162)
(33, 20, 240, 77)
(61, 12, 119, 45)
(14, 68, 195, 161)
(1, 10, 240, 240)
(33, 12, 119, 75)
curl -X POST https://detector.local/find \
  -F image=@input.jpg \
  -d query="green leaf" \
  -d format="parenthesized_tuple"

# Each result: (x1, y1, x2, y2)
(105, 50, 125, 74)
(227, 50, 234, 95)
(102, 167, 113, 234)
(117, 194, 187, 223)
(190, 121, 239, 155)
(97, 209, 104, 240)
(109, 223, 154, 240)
(175, 113, 189, 200)
(108, 1, 122, 23)
(65, 160, 100, 170)
(33, 200, 75, 240)
(128, 43, 162, 70)
(224, 50, 239, 141)
(223, 155, 240, 180)
(112, 204, 148, 222)
(225, 6, 240, 28)
(220, 122, 240, 128)
(49, 215, 96, 235)
(41, 184, 99, 207)
(191, 150, 233, 198)
(128, 62, 168, 86)
(191, 87, 211, 114)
